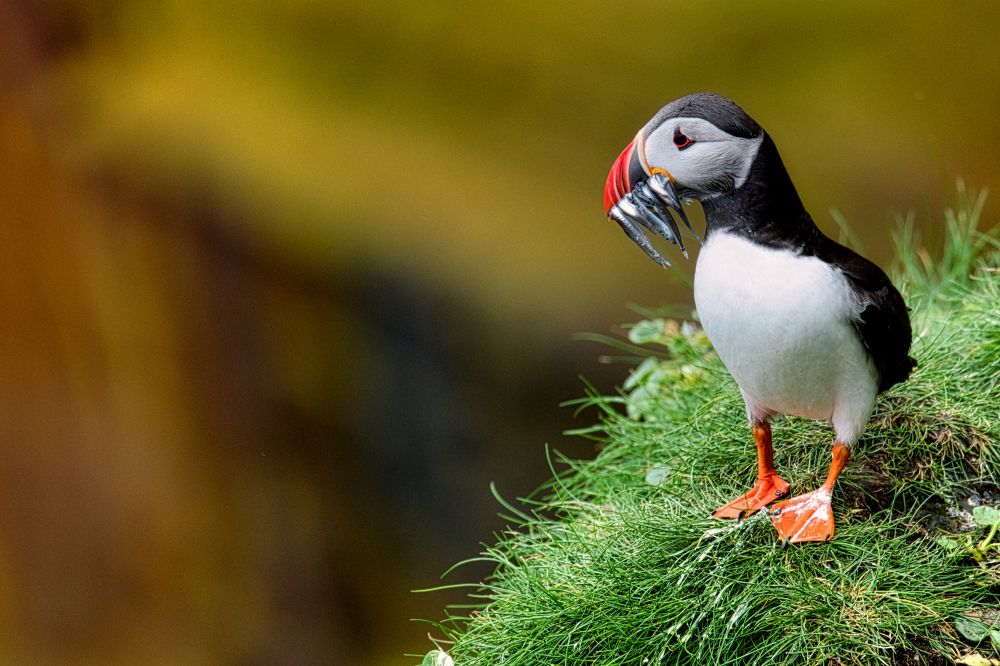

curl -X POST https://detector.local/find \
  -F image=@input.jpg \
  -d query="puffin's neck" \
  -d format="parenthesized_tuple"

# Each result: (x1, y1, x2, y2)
(699, 134, 822, 251)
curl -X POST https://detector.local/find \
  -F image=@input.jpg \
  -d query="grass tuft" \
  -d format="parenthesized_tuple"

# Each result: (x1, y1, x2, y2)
(418, 184, 1000, 665)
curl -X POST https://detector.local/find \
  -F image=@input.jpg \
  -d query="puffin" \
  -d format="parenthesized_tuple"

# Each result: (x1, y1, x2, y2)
(602, 93, 915, 545)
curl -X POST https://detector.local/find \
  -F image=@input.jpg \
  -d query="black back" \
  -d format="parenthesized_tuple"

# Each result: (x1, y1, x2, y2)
(701, 128, 916, 393)
(816, 238, 917, 392)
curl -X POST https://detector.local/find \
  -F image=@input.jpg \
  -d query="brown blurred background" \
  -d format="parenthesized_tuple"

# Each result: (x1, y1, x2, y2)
(1, 1, 998, 664)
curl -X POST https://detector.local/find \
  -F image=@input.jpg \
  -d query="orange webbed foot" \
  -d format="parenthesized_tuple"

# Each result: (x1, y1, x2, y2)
(712, 473, 790, 520)
(770, 488, 835, 546)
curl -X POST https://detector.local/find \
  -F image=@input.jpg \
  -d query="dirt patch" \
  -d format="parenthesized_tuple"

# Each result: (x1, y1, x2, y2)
(891, 639, 951, 665)
(849, 406, 998, 530)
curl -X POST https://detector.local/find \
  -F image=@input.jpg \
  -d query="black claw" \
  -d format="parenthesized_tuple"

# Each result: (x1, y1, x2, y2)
(781, 538, 790, 550)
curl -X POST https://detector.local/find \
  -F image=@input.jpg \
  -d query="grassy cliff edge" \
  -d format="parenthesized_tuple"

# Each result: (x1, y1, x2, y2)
(419, 186, 1000, 666)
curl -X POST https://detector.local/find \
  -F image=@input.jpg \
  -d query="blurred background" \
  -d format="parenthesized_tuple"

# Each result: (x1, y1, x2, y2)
(1, 1, 998, 663)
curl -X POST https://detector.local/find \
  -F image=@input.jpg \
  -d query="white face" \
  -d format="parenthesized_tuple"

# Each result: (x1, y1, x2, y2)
(638, 117, 764, 198)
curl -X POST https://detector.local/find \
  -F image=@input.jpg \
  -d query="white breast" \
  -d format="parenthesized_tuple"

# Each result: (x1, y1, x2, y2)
(693, 231, 878, 444)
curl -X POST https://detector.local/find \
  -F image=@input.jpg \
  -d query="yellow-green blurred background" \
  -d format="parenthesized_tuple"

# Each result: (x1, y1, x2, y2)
(2, 1, 998, 663)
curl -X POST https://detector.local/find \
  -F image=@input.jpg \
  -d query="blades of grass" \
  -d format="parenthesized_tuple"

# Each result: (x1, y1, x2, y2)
(423, 183, 1000, 665)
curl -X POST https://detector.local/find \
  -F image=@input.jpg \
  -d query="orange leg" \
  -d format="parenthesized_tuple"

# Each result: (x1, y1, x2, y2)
(713, 422, 790, 520)
(770, 443, 850, 546)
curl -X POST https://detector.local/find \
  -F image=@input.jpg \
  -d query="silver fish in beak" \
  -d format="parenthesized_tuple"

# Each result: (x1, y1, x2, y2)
(603, 134, 697, 267)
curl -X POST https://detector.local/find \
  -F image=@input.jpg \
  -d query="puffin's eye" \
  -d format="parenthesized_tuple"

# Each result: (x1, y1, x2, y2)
(673, 128, 694, 150)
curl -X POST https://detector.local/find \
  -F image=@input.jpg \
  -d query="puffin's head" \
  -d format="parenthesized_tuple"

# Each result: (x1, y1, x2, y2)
(603, 93, 765, 267)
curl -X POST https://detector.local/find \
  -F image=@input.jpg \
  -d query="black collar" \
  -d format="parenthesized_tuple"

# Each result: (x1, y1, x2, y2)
(700, 134, 824, 255)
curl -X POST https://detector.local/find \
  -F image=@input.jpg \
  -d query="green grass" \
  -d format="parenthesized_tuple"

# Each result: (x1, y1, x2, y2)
(417, 187, 1000, 665)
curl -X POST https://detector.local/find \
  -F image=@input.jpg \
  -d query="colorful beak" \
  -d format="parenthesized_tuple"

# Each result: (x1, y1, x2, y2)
(603, 138, 648, 216)
(603, 135, 696, 268)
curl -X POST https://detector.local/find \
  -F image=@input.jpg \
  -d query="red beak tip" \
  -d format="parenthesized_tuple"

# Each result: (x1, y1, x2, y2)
(603, 139, 636, 217)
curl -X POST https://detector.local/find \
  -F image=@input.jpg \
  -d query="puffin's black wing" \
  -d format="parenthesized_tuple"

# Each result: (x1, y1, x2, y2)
(818, 240, 917, 393)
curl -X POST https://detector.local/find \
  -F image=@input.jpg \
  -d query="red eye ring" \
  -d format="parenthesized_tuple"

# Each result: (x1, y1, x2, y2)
(673, 128, 694, 150)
